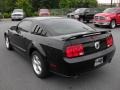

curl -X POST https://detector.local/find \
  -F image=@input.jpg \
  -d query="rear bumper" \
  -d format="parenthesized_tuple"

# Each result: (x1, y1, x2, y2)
(53, 46, 115, 76)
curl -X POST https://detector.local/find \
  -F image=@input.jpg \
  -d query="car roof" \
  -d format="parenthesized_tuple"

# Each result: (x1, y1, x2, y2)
(24, 16, 63, 21)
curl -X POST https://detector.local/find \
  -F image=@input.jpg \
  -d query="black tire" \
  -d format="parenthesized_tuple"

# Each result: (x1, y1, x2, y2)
(94, 24, 99, 27)
(109, 20, 116, 29)
(5, 36, 13, 50)
(31, 51, 49, 78)
(86, 20, 90, 23)
(11, 19, 14, 21)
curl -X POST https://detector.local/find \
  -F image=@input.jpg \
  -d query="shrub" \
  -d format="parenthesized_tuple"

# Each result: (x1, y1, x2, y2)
(3, 12, 11, 18)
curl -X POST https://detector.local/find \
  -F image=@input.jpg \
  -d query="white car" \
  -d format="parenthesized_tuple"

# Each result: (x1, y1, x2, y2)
(11, 9, 25, 21)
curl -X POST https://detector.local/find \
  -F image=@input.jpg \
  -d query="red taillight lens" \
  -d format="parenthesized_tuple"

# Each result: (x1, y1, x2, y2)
(65, 44, 84, 58)
(106, 35, 113, 47)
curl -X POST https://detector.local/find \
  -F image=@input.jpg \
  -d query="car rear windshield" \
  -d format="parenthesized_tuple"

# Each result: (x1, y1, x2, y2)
(43, 19, 95, 36)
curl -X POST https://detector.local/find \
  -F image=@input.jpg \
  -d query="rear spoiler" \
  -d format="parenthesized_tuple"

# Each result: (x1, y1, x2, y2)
(65, 30, 111, 41)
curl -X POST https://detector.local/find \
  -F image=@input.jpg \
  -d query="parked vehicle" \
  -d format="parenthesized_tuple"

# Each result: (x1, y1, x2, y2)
(67, 8, 97, 23)
(94, 8, 120, 28)
(4, 17, 115, 78)
(38, 9, 50, 16)
(11, 9, 25, 21)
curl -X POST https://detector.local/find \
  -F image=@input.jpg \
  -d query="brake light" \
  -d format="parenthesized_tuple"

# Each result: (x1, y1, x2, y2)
(106, 35, 113, 47)
(65, 44, 84, 58)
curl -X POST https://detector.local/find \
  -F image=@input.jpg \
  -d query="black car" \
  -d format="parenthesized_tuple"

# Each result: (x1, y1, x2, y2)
(67, 8, 97, 23)
(4, 17, 115, 78)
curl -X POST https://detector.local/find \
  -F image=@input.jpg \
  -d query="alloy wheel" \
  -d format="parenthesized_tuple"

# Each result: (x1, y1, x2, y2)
(32, 55, 42, 75)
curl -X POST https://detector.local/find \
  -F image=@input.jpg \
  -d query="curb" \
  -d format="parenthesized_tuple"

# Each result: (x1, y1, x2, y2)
(1, 18, 11, 21)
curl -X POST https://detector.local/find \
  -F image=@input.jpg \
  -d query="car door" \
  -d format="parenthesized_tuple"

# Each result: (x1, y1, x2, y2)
(17, 20, 34, 52)
(11, 20, 33, 52)
(84, 9, 90, 20)
(8, 26, 20, 47)
(85, 8, 94, 20)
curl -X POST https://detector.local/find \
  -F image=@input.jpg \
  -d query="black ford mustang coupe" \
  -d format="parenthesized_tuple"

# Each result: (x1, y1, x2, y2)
(4, 17, 115, 78)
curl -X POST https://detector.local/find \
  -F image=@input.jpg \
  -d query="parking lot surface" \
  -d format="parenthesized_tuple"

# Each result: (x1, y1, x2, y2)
(0, 21, 120, 90)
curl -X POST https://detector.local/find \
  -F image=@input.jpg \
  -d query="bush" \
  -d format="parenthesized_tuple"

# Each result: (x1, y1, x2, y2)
(3, 12, 11, 18)
(31, 12, 38, 17)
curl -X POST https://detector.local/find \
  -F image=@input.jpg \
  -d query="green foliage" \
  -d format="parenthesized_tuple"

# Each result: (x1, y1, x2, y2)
(15, 0, 33, 16)
(59, 0, 98, 8)
(0, 0, 15, 12)
(3, 12, 11, 18)
(0, 0, 98, 17)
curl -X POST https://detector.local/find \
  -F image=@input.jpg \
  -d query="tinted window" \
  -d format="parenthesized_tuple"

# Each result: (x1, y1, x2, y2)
(18, 21, 33, 32)
(33, 25, 43, 34)
(74, 8, 86, 13)
(33, 24, 48, 36)
(43, 19, 95, 36)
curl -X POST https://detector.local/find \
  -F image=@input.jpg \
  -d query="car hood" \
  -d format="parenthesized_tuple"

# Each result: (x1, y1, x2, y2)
(95, 13, 116, 17)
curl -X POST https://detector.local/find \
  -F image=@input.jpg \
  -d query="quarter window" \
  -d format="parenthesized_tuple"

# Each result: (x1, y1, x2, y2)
(33, 25, 48, 36)
(18, 21, 33, 32)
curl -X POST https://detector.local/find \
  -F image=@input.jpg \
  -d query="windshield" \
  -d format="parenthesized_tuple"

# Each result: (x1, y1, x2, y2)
(13, 9, 23, 12)
(43, 19, 95, 36)
(74, 8, 86, 13)
(103, 8, 117, 13)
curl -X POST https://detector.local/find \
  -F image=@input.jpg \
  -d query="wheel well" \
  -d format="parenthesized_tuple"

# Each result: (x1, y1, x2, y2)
(111, 19, 116, 22)
(29, 47, 38, 57)
(29, 47, 48, 65)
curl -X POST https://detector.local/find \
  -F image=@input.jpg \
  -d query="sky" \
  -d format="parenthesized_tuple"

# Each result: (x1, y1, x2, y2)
(97, 0, 119, 3)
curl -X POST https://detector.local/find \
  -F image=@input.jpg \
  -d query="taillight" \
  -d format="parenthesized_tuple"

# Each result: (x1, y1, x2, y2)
(65, 44, 84, 58)
(106, 35, 113, 47)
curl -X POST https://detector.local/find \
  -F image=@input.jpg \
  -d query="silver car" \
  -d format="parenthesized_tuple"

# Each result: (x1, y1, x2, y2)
(11, 9, 25, 21)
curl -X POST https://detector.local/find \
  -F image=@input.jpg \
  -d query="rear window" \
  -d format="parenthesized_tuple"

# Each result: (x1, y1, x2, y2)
(40, 9, 49, 13)
(103, 8, 118, 13)
(42, 19, 95, 36)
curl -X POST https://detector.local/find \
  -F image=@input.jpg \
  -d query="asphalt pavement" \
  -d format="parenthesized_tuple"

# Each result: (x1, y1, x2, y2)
(0, 20, 120, 90)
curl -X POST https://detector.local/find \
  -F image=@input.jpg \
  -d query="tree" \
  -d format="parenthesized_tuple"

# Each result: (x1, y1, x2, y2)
(59, 0, 98, 8)
(0, 0, 15, 12)
(15, 0, 33, 16)
(31, 0, 59, 11)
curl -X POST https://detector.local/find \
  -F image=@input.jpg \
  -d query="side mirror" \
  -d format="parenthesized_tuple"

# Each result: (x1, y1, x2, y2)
(10, 26, 18, 30)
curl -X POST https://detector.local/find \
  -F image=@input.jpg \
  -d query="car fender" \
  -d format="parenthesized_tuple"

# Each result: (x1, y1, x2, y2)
(28, 41, 47, 58)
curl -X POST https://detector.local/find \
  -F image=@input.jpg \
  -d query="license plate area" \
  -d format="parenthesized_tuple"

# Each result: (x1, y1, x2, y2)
(94, 57, 103, 67)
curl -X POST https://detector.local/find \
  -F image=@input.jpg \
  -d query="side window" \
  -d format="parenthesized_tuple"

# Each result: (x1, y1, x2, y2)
(33, 25, 50, 36)
(90, 9, 93, 13)
(18, 21, 33, 32)
(116, 9, 120, 14)
(85, 9, 90, 14)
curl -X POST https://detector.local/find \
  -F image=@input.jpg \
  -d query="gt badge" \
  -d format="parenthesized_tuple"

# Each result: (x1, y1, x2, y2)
(95, 41, 100, 50)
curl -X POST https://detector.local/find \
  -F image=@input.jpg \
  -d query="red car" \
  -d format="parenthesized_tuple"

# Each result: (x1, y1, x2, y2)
(94, 8, 120, 28)
(38, 9, 50, 16)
